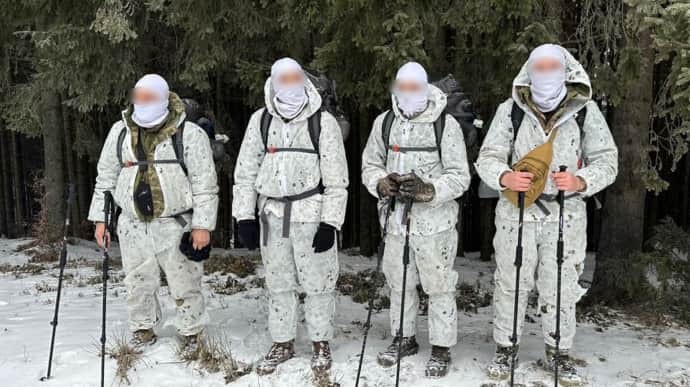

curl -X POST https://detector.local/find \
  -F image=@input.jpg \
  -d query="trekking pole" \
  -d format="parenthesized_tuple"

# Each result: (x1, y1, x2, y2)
(355, 198, 395, 387)
(40, 184, 75, 382)
(395, 198, 413, 387)
(100, 191, 115, 387)
(553, 165, 567, 387)
(509, 186, 526, 387)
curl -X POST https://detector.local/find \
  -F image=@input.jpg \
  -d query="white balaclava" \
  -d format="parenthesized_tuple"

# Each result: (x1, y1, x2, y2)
(393, 62, 429, 118)
(132, 74, 170, 128)
(271, 57, 308, 120)
(527, 44, 568, 113)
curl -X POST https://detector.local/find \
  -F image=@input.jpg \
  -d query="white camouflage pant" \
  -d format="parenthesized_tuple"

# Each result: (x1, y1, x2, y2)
(260, 212, 338, 343)
(382, 228, 458, 347)
(493, 215, 587, 349)
(118, 214, 207, 336)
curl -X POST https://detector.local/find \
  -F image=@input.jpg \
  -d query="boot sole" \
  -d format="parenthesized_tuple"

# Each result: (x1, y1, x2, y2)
(377, 347, 420, 368)
(255, 355, 295, 376)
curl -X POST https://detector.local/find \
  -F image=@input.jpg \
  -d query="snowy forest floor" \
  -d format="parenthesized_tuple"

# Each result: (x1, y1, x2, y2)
(1, 237, 689, 387)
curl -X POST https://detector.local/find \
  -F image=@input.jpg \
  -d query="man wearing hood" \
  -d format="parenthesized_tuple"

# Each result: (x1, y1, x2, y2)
(361, 62, 471, 378)
(232, 58, 348, 375)
(476, 44, 618, 384)
(89, 74, 219, 356)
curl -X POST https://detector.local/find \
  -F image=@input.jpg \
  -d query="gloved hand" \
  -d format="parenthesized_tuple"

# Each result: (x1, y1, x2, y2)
(312, 222, 336, 253)
(397, 173, 435, 202)
(237, 219, 260, 250)
(377, 173, 401, 198)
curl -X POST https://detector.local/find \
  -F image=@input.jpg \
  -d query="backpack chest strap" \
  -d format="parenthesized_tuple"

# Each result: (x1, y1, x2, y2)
(266, 147, 319, 155)
(387, 145, 439, 153)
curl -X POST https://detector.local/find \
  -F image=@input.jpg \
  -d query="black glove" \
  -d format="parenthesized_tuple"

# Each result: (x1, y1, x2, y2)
(312, 222, 336, 253)
(397, 173, 435, 202)
(179, 232, 211, 262)
(237, 219, 260, 250)
(377, 173, 401, 198)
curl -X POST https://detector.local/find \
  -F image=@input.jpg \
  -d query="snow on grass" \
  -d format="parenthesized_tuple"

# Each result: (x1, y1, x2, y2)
(0, 238, 688, 386)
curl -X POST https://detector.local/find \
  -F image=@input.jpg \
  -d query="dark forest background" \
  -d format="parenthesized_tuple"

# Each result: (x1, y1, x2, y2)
(0, 0, 689, 313)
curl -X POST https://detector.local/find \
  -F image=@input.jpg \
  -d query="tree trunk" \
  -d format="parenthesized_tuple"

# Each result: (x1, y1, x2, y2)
(40, 91, 66, 241)
(10, 131, 26, 235)
(61, 100, 80, 233)
(0, 125, 16, 237)
(0, 128, 7, 237)
(588, 29, 654, 304)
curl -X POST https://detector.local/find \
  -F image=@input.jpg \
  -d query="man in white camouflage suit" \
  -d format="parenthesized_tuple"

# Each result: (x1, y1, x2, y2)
(232, 58, 348, 375)
(476, 44, 618, 385)
(89, 74, 219, 357)
(361, 62, 471, 378)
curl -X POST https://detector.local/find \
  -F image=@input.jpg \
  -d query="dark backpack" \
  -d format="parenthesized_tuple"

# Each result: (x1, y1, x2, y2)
(259, 71, 349, 154)
(381, 74, 481, 162)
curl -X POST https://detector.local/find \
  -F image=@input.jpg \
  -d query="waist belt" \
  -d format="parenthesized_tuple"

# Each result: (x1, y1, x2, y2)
(534, 193, 580, 216)
(260, 186, 323, 246)
(167, 209, 193, 228)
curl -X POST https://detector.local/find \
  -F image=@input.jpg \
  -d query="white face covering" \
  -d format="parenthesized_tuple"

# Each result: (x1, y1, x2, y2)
(527, 44, 567, 113)
(394, 89, 429, 117)
(273, 83, 307, 119)
(132, 74, 170, 128)
(394, 61, 429, 118)
(270, 57, 308, 120)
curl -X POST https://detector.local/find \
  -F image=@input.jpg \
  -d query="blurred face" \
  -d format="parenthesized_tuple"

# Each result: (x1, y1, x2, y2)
(530, 57, 563, 74)
(132, 87, 162, 105)
(275, 70, 304, 87)
(394, 79, 426, 93)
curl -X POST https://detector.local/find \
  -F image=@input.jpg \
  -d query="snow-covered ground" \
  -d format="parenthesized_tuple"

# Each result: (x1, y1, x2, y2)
(1, 237, 689, 387)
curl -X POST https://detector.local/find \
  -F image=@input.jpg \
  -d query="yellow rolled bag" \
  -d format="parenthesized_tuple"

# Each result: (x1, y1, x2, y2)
(503, 128, 559, 209)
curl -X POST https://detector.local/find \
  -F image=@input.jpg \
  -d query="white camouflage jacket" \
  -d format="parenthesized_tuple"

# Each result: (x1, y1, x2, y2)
(232, 78, 349, 229)
(88, 111, 219, 230)
(476, 48, 618, 222)
(361, 85, 471, 236)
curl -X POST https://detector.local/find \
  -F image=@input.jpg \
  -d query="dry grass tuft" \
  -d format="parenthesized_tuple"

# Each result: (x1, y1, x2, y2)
(178, 331, 251, 383)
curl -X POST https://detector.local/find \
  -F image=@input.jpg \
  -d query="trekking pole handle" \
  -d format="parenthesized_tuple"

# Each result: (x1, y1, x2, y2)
(558, 165, 567, 173)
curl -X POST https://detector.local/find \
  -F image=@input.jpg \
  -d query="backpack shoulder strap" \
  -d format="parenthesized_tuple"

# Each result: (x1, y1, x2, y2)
(434, 113, 446, 159)
(510, 99, 525, 142)
(307, 110, 322, 155)
(381, 109, 395, 148)
(116, 126, 127, 167)
(260, 108, 272, 152)
(576, 105, 588, 132)
(381, 110, 396, 163)
(172, 120, 187, 175)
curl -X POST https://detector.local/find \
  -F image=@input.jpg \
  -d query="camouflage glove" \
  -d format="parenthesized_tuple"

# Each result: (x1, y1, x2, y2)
(396, 173, 435, 202)
(377, 173, 401, 198)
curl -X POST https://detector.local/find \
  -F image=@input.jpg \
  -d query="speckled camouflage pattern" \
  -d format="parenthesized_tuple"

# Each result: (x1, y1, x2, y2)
(232, 78, 349, 229)
(361, 85, 471, 236)
(476, 48, 618, 350)
(88, 109, 218, 230)
(88, 98, 219, 336)
(492, 217, 587, 349)
(117, 214, 208, 336)
(260, 213, 338, 342)
(382, 228, 459, 347)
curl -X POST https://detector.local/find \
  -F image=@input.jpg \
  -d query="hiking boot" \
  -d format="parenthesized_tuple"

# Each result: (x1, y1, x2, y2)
(130, 329, 157, 348)
(178, 333, 201, 361)
(376, 336, 419, 367)
(311, 341, 332, 372)
(255, 340, 295, 376)
(539, 345, 584, 386)
(486, 345, 518, 380)
(425, 345, 451, 378)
